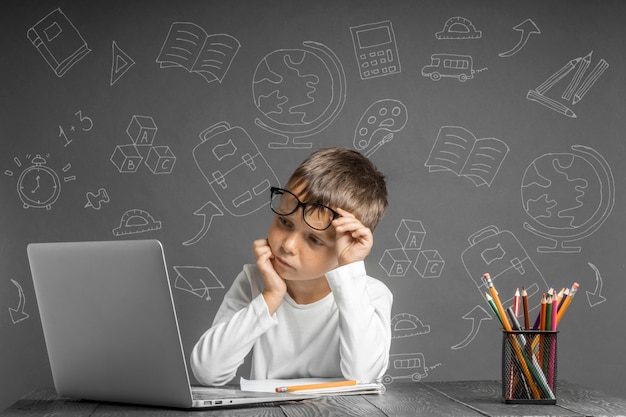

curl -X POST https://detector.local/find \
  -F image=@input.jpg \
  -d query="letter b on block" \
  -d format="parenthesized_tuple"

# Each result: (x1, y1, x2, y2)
(111, 144, 143, 173)
(380, 248, 412, 277)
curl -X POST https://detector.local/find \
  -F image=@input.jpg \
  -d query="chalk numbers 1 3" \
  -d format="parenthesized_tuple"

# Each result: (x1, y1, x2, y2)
(59, 110, 94, 147)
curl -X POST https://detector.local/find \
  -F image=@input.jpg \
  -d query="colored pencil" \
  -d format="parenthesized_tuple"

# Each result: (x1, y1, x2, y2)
(521, 287, 530, 330)
(513, 288, 521, 318)
(483, 274, 543, 399)
(276, 380, 357, 393)
(557, 283, 579, 325)
(548, 296, 558, 389)
(485, 292, 501, 323)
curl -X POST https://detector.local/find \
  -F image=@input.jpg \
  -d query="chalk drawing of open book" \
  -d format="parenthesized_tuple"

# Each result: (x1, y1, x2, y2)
(425, 126, 509, 187)
(156, 22, 240, 84)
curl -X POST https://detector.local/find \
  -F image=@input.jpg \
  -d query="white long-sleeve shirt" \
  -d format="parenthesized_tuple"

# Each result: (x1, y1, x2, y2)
(190, 261, 393, 386)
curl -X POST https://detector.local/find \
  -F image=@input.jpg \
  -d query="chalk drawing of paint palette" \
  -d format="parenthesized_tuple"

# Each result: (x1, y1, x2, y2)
(353, 99, 407, 157)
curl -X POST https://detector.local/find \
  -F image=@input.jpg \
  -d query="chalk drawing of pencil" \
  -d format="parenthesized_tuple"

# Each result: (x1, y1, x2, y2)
(562, 51, 592, 101)
(535, 57, 579, 95)
(573, 58, 609, 104)
(527, 89, 577, 118)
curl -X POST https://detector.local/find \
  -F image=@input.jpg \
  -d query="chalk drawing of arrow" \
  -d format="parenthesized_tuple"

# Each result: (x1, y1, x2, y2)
(499, 18, 541, 58)
(586, 262, 606, 307)
(9, 279, 30, 324)
(451, 305, 491, 350)
(182, 201, 224, 246)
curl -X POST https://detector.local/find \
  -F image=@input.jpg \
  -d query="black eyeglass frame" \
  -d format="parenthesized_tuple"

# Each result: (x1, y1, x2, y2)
(270, 187, 340, 231)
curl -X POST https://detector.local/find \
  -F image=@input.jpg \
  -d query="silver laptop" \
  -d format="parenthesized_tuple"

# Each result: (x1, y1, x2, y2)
(27, 239, 315, 409)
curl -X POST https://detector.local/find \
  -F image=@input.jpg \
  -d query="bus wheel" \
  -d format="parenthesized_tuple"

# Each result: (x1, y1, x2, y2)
(430, 73, 441, 81)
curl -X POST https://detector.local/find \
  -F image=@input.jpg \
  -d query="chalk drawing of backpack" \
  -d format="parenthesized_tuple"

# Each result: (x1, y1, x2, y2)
(461, 225, 548, 312)
(193, 121, 279, 217)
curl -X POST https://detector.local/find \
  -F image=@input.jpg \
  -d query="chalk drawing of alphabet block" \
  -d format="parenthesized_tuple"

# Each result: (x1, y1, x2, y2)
(396, 219, 426, 250)
(127, 115, 157, 146)
(380, 248, 412, 277)
(414, 250, 445, 278)
(145, 146, 176, 174)
(111, 145, 143, 173)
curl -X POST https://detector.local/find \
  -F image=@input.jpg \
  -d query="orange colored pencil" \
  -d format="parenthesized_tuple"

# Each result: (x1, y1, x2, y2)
(557, 283, 579, 325)
(276, 380, 357, 393)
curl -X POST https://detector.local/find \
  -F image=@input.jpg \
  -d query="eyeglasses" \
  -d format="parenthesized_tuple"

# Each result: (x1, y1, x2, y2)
(270, 187, 339, 231)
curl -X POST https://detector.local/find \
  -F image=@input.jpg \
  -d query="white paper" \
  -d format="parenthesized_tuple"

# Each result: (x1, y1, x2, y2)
(239, 377, 385, 395)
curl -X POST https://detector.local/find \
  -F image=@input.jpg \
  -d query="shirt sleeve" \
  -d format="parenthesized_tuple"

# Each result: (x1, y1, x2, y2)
(190, 267, 277, 386)
(325, 261, 393, 382)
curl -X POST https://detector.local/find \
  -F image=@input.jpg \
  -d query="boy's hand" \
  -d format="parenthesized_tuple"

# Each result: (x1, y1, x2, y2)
(332, 208, 373, 267)
(253, 238, 286, 314)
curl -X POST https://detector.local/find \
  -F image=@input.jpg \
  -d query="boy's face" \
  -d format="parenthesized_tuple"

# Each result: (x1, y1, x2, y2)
(267, 190, 339, 281)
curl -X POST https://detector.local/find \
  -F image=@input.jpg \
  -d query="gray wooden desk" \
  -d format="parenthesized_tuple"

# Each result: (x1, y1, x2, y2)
(2, 381, 626, 417)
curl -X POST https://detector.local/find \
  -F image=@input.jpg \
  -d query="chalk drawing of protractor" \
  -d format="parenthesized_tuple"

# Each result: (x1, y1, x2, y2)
(391, 313, 430, 339)
(112, 208, 162, 236)
(353, 99, 408, 157)
(435, 16, 482, 40)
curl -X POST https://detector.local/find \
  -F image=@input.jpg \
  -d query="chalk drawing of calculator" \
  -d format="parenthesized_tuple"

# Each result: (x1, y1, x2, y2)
(351, 20, 401, 80)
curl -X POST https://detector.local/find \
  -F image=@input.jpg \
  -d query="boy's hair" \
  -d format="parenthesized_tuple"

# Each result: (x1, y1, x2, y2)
(286, 147, 388, 230)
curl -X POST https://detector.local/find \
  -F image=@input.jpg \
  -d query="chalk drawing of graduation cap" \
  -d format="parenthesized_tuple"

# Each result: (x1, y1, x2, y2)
(173, 266, 224, 301)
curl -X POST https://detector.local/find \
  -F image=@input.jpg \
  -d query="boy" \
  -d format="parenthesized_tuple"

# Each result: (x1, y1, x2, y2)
(191, 147, 392, 386)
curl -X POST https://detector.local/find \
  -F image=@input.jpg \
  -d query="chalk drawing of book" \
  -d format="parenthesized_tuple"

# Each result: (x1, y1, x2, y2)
(27, 8, 91, 77)
(156, 22, 240, 84)
(425, 126, 509, 187)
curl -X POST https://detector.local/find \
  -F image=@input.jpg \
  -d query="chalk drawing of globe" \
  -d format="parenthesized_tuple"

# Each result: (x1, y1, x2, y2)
(521, 145, 614, 253)
(253, 41, 346, 148)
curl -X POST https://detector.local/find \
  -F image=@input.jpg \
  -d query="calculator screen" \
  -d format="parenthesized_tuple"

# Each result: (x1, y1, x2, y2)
(356, 26, 392, 49)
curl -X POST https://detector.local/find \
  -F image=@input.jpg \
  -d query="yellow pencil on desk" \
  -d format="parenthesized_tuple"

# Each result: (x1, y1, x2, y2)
(275, 379, 357, 392)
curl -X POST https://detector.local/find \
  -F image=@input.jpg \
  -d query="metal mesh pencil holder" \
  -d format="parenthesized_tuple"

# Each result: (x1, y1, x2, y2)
(502, 330, 558, 404)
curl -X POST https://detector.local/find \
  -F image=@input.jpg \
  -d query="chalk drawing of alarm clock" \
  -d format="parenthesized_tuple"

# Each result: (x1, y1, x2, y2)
(17, 154, 61, 210)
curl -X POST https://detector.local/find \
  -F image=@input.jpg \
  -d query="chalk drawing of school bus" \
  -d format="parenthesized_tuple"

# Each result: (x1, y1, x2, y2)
(421, 54, 475, 82)
(382, 353, 428, 384)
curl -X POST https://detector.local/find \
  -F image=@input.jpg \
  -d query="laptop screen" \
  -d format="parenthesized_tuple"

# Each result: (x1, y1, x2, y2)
(28, 240, 195, 408)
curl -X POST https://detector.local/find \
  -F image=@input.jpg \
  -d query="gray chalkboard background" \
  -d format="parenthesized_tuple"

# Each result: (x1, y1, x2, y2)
(2, 0, 625, 410)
